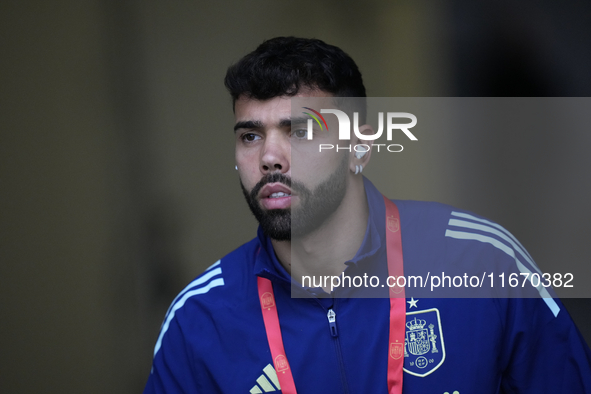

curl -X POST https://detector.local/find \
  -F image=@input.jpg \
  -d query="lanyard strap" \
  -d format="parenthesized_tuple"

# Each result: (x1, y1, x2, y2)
(257, 197, 405, 394)
(257, 276, 298, 394)
(383, 196, 406, 394)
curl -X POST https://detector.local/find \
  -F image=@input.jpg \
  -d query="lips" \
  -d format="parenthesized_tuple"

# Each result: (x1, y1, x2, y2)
(259, 183, 293, 210)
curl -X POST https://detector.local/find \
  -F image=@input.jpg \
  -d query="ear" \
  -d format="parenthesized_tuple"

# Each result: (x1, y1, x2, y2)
(349, 124, 373, 173)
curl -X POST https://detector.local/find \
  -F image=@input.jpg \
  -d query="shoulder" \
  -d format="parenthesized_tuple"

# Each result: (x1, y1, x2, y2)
(395, 200, 559, 307)
(174, 236, 261, 310)
(395, 199, 534, 266)
(151, 237, 262, 356)
(146, 238, 269, 391)
(395, 199, 509, 236)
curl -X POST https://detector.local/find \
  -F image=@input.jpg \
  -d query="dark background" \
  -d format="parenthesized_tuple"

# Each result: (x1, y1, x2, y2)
(2, 1, 590, 392)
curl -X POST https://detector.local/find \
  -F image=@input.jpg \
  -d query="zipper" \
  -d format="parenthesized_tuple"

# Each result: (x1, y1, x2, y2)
(327, 309, 338, 337)
(326, 305, 350, 394)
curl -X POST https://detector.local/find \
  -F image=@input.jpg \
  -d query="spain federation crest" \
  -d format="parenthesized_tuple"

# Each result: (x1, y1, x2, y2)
(390, 341, 404, 359)
(261, 292, 275, 310)
(403, 308, 445, 377)
(274, 354, 289, 373)
(387, 215, 399, 232)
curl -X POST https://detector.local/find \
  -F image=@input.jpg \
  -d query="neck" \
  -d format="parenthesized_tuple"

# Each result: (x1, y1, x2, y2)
(272, 176, 369, 284)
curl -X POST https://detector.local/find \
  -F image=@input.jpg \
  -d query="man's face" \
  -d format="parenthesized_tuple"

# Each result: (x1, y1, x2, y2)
(234, 91, 350, 241)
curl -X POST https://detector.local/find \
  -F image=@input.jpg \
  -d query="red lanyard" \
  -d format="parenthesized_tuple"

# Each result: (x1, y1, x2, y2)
(257, 196, 406, 394)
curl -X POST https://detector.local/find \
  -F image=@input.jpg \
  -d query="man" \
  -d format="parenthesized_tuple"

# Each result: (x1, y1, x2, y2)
(144, 37, 591, 393)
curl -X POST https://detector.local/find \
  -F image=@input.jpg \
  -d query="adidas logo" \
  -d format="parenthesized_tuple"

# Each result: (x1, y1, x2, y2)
(250, 363, 281, 393)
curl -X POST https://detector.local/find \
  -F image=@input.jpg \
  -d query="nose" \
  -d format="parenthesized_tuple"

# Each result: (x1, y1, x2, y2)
(260, 131, 290, 174)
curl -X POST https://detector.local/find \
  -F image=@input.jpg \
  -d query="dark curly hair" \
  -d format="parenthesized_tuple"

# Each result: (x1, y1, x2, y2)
(224, 37, 366, 121)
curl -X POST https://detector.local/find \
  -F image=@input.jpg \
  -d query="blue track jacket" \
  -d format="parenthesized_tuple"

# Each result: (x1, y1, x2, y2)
(145, 178, 591, 393)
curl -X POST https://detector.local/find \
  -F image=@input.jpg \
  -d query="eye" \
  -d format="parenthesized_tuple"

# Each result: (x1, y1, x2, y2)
(291, 128, 308, 140)
(241, 133, 261, 142)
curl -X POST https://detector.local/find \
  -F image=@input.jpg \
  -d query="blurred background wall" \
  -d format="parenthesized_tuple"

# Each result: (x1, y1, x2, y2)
(1, 0, 589, 392)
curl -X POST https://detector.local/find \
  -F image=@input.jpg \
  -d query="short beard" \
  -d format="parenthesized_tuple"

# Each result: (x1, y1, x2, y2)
(240, 155, 349, 241)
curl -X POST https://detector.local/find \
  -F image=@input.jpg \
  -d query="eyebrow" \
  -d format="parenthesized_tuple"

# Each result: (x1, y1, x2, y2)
(234, 120, 264, 132)
(290, 116, 309, 125)
(233, 118, 294, 132)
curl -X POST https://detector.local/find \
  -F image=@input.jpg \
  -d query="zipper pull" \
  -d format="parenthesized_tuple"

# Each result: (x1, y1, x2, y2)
(327, 308, 338, 337)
